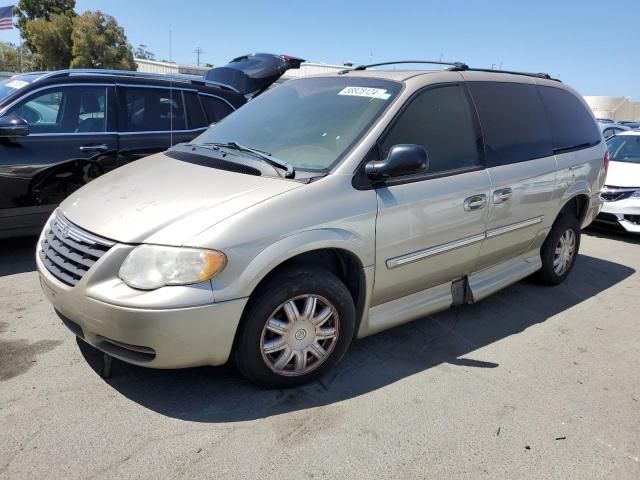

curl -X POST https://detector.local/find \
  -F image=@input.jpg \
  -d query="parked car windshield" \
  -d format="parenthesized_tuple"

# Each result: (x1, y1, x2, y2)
(193, 77, 402, 171)
(607, 135, 640, 164)
(0, 79, 17, 101)
(0, 75, 35, 100)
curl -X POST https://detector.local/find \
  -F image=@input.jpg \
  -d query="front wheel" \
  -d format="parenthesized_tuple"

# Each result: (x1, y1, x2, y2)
(535, 214, 581, 286)
(234, 266, 356, 387)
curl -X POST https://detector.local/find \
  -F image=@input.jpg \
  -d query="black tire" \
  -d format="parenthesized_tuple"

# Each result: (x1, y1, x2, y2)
(234, 265, 356, 388)
(534, 214, 581, 286)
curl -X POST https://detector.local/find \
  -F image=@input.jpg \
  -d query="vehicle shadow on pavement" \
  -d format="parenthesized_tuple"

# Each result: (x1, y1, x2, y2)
(76, 252, 635, 423)
(0, 237, 38, 277)
(585, 225, 640, 244)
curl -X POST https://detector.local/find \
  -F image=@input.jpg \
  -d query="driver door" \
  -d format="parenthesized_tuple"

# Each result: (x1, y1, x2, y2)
(0, 84, 118, 234)
(371, 83, 490, 306)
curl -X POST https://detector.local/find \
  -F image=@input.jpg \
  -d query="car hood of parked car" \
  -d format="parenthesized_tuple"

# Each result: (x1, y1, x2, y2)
(605, 160, 640, 188)
(58, 152, 303, 245)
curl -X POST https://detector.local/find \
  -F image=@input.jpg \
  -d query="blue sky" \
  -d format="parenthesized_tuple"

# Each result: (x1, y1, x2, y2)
(2, 0, 639, 98)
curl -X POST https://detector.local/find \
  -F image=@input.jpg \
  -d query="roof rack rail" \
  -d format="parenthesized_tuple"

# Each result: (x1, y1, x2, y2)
(352, 60, 469, 71)
(32, 69, 243, 92)
(458, 67, 560, 82)
(341, 60, 561, 82)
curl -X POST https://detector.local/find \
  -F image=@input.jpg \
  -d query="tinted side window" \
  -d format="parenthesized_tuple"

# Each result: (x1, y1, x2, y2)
(380, 85, 482, 175)
(200, 95, 234, 123)
(9, 86, 106, 134)
(468, 82, 552, 166)
(538, 86, 601, 151)
(121, 87, 186, 132)
(183, 91, 207, 129)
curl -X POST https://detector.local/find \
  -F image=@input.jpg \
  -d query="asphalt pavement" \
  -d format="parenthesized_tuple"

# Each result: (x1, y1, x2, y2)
(0, 228, 638, 479)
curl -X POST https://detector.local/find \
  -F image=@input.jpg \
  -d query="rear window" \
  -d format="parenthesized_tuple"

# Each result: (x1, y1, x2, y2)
(121, 87, 186, 132)
(468, 82, 553, 166)
(538, 86, 600, 151)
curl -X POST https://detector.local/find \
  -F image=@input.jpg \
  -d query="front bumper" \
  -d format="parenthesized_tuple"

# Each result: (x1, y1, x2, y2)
(596, 198, 640, 233)
(37, 250, 248, 369)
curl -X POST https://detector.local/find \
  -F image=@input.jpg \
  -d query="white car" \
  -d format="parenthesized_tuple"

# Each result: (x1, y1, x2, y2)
(598, 122, 631, 140)
(598, 131, 640, 233)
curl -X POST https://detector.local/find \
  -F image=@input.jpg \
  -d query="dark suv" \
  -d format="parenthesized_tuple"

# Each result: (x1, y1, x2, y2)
(0, 53, 303, 238)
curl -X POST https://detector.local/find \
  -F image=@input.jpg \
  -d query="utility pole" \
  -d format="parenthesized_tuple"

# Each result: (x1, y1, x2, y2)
(193, 46, 204, 67)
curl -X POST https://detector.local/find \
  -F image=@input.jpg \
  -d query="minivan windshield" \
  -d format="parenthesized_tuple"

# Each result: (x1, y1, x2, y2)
(193, 77, 402, 171)
(607, 135, 640, 164)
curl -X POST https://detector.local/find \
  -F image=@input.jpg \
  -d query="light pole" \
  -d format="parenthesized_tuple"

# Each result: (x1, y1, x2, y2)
(193, 47, 204, 67)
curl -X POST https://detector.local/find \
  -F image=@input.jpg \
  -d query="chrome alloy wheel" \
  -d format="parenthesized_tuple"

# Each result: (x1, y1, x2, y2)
(553, 228, 576, 276)
(260, 294, 340, 376)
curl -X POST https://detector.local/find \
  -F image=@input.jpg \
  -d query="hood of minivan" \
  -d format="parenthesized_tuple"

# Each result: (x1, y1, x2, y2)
(59, 152, 302, 245)
(605, 161, 640, 188)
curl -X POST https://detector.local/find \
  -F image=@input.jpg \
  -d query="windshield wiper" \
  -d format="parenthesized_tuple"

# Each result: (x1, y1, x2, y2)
(199, 141, 295, 178)
(553, 142, 597, 154)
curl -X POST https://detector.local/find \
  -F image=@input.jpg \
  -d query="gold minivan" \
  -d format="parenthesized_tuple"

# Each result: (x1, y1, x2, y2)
(37, 61, 606, 386)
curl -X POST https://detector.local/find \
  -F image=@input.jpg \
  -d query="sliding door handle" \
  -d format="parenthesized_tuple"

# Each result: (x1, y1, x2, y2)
(463, 194, 487, 211)
(493, 188, 513, 204)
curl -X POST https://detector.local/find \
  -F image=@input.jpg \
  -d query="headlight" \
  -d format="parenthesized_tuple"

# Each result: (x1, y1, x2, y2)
(119, 245, 226, 290)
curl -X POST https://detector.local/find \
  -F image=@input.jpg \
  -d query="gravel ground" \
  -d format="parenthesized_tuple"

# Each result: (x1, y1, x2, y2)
(0, 228, 639, 479)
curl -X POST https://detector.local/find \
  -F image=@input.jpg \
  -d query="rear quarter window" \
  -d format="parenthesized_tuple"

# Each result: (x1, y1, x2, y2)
(183, 91, 207, 129)
(468, 82, 553, 166)
(538, 86, 601, 151)
(200, 95, 235, 123)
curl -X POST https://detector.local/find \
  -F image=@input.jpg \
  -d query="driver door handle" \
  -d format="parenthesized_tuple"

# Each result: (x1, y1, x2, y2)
(80, 144, 108, 153)
(493, 188, 513, 204)
(463, 194, 487, 211)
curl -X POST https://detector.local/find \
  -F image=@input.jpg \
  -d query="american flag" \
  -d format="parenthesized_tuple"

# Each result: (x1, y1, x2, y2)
(0, 5, 14, 30)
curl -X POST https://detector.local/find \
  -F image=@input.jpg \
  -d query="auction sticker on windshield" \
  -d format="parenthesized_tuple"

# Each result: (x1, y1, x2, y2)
(5, 80, 29, 90)
(338, 86, 391, 100)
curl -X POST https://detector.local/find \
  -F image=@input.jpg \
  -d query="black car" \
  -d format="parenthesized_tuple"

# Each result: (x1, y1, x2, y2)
(0, 53, 303, 238)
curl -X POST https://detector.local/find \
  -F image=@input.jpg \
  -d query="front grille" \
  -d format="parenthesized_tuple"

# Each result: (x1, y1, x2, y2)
(600, 186, 638, 202)
(39, 212, 114, 286)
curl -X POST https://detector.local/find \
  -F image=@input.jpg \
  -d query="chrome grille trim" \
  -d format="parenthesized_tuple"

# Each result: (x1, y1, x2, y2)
(39, 212, 114, 286)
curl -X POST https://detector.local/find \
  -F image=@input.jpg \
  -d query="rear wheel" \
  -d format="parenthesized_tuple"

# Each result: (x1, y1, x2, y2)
(535, 214, 581, 286)
(234, 266, 355, 387)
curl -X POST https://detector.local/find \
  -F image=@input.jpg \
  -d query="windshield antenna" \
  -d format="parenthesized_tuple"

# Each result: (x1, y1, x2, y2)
(169, 29, 173, 147)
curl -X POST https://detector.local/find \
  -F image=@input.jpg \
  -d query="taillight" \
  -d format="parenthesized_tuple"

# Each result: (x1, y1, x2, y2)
(603, 150, 609, 174)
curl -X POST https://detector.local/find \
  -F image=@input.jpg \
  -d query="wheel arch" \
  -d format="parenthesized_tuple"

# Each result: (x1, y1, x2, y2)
(257, 247, 367, 326)
(557, 192, 590, 226)
(215, 229, 372, 341)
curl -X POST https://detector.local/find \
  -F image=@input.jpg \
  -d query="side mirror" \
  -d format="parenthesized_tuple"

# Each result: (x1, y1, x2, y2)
(0, 114, 29, 137)
(365, 144, 429, 181)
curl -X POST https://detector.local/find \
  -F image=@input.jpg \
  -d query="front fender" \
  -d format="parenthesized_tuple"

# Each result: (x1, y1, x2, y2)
(211, 227, 373, 302)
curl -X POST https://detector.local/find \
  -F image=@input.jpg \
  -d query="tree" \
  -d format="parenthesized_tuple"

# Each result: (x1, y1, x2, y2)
(134, 44, 155, 61)
(0, 42, 33, 72)
(70, 11, 135, 70)
(24, 14, 73, 70)
(14, 0, 76, 52)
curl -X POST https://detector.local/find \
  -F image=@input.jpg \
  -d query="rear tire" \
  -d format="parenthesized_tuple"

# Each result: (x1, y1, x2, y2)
(234, 265, 356, 388)
(535, 214, 581, 286)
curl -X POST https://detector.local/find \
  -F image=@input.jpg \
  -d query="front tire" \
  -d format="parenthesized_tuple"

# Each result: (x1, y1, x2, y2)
(234, 266, 356, 388)
(535, 214, 581, 286)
